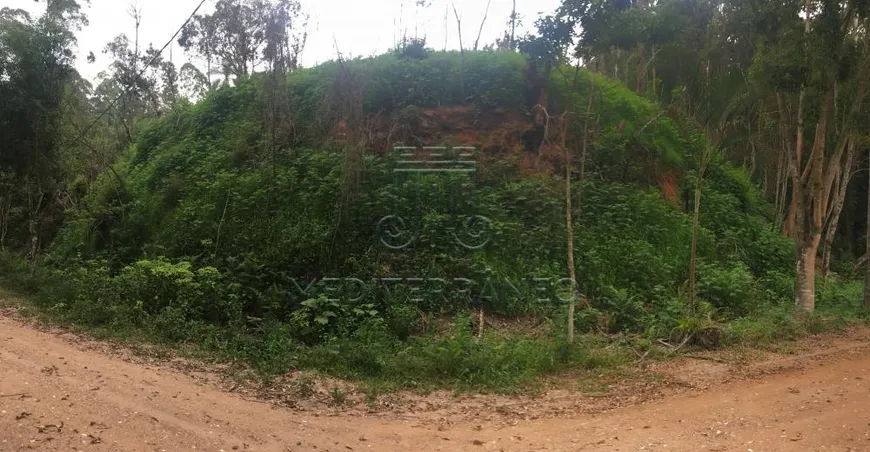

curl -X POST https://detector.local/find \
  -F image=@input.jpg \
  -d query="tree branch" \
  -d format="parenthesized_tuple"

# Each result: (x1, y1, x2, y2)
(472, 0, 492, 51)
(452, 4, 464, 53)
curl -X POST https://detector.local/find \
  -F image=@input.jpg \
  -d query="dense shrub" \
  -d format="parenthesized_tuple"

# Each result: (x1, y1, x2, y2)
(1, 52, 832, 391)
(55, 58, 791, 317)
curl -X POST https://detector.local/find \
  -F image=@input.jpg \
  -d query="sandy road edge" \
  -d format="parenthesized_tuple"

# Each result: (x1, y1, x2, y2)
(3, 288, 870, 426)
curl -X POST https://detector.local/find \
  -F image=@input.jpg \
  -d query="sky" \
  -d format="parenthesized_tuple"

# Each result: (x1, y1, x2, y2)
(8, 0, 561, 82)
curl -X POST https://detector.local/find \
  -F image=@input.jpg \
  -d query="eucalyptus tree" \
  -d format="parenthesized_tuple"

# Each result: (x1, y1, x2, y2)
(0, 0, 88, 258)
(749, 0, 870, 311)
(178, 0, 305, 83)
(539, 0, 870, 313)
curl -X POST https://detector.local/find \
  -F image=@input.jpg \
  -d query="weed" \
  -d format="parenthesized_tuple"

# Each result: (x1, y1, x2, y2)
(361, 383, 380, 407)
(294, 375, 315, 398)
(329, 387, 347, 407)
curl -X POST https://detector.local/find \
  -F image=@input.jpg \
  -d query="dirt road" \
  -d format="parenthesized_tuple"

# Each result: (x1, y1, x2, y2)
(3, 313, 870, 452)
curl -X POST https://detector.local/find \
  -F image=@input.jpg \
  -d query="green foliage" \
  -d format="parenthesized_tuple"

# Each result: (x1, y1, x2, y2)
(695, 261, 756, 317)
(393, 37, 431, 60)
(177, 0, 305, 81)
(55, 58, 793, 320)
(817, 278, 869, 322)
(672, 300, 723, 348)
(725, 305, 807, 345)
(549, 67, 687, 181)
(301, 312, 629, 392)
(289, 295, 380, 344)
(2, 50, 846, 392)
(725, 278, 868, 346)
(0, 1, 89, 252)
(359, 51, 527, 112)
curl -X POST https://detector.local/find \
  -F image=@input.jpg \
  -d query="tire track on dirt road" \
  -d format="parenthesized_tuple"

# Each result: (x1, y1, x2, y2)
(3, 313, 870, 451)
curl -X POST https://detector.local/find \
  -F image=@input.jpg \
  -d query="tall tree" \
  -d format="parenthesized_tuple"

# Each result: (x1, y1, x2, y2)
(262, 0, 307, 166)
(770, 0, 870, 312)
(0, 0, 88, 259)
(178, 0, 305, 83)
(547, 0, 870, 312)
(865, 148, 870, 309)
(96, 33, 162, 142)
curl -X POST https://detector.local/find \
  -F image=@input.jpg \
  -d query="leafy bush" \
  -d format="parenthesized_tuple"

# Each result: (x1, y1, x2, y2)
(393, 37, 431, 60)
(0, 51, 846, 392)
(696, 261, 757, 317)
(302, 312, 629, 392)
(724, 305, 806, 345)
(817, 278, 867, 322)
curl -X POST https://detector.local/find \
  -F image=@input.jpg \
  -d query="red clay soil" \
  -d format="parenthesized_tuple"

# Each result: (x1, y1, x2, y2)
(3, 306, 870, 451)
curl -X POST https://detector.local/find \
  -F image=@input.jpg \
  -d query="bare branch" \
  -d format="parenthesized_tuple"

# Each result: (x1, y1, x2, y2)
(509, 0, 516, 50)
(472, 0, 493, 51)
(452, 3, 463, 53)
(453, 3, 465, 95)
(637, 111, 666, 136)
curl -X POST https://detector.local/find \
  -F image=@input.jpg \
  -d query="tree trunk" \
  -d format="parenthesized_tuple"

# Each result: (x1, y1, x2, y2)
(565, 74, 595, 344)
(795, 234, 820, 312)
(612, 50, 618, 80)
(793, 90, 834, 313)
(688, 173, 703, 312)
(24, 172, 43, 272)
(821, 139, 856, 280)
(793, 183, 820, 312)
(477, 308, 484, 338)
(509, 0, 516, 50)
(784, 182, 799, 238)
(651, 49, 657, 101)
(864, 146, 870, 309)
(452, 5, 466, 97)
(635, 43, 645, 94)
(774, 143, 787, 227)
(335, 55, 365, 200)
(776, 89, 802, 239)
(564, 118, 577, 344)
(821, 205, 842, 281)
(689, 143, 712, 312)
(749, 138, 757, 180)
(785, 2, 811, 238)
(472, 0, 492, 51)
(207, 55, 212, 88)
(0, 194, 8, 251)
(624, 51, 630, 86)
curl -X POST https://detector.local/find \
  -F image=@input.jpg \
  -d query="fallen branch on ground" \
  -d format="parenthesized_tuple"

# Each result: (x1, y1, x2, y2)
(683, 354, 728, 364)
(658, 335, 693, 356)
(634, 348, 651, 364)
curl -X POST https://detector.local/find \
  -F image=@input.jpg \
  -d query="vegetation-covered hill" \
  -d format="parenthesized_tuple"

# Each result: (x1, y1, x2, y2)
(2, 0, 869, 392)
(3, 50, 838, 389)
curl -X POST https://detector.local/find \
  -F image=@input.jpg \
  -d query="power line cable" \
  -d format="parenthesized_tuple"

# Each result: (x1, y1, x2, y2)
(64, 0, 209, 149)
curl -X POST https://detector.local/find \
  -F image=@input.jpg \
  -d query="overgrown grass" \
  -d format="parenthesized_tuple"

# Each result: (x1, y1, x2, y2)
(297, 315, 631, 393)
(724, 279, 869, 346)
(0, 251, 630, 393)
(3, 250, 868, 395)
(45, 52, 799, 337)
(2, 51, 867, 394)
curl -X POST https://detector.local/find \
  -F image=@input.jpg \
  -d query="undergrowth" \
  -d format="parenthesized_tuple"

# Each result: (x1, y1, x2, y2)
(1, 51, 867, 393)
(2, 250, 866, 394)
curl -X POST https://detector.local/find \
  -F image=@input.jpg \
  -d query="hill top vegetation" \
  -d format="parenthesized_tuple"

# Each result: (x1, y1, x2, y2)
(1, 0, 870, 392)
